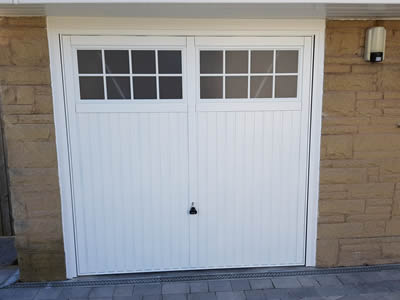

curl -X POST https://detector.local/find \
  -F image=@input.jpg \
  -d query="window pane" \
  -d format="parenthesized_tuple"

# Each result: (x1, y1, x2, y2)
(226, 51, 248, 74)
(133, 77, 157, 99)
(276, 50, 299, 73)
(132, 50, 156, 74)
(158, 51, 182, 74)
(77, 50, 102, 74)
(200, 76, 223, 99)
(106, 77, 131, 99)
(159, 77, 182, 99)
(250, 76, 273, 98)
(225, 76, 248, 99)
(104, 50, 129, 74)
(200, 51, 223, 74)
(275, 76, 298, 98)
(79, 77, 104, 99)
(251, 51, 273, 73)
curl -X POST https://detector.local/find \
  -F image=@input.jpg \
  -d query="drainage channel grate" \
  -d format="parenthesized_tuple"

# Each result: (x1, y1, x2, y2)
(6, 264, 400, 289)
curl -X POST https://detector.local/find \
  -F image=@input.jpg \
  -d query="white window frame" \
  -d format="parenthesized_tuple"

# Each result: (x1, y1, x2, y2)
(47, 17, 325, 279)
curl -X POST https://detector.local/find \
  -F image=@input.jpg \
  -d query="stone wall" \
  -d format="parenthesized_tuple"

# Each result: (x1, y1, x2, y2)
(0, 17, 65, 281)
(318, 20, 400, 267)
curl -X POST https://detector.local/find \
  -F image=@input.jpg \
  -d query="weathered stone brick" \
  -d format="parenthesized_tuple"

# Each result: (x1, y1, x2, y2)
(33, 94, 53, 114)
(325, 64, 351, 73)
(386, 219, 400, 235)
(338, 243, 382, 266)
(316, 239, 338, 267)
(324, 74, 377, 91)
(365, 206, 392, 215)
(4, 123, 51, 142)
(7, 141, 57, 168)
(325, 30, 363, 57)
(319, 215, 345, 224)
(323, 92, 355, 116)
(352, 64, 382, 73)
(384, 91, 400, 100)
(18, 252, 66, 282)
(319, 200, 365, 214)
(357, 91, 383, 100)
(8, 168, 59, 186)
(382, 243, 400, 258)
(347, 214, 391, 222)
(10, 37, 49, 66)
(322, 135, 353, 160)
(379, 65, 400, 91)
(320, 168, 367, 184)
(354, 134, 400, 152)
(0, 66, 50, 84)
(6, 17, 46, 28)
(348, 183, 395, 199)
(356, 100, 382, 116)
(318, 223, 364, 239)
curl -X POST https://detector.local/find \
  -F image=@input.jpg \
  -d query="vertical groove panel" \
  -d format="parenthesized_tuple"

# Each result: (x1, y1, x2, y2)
(195, 109, 307, 268)
(71, 112, 190, 274)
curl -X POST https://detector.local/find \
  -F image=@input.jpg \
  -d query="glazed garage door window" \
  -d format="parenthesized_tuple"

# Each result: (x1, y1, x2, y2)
(77, 49, 183, 100)
(199, 50, 299, 99)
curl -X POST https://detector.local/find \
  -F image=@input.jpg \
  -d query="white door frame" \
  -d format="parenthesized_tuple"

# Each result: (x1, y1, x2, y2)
(47, 17, 325, 279)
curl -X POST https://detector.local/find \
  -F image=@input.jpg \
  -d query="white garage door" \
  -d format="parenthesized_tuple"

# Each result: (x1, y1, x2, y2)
(61, 35, 313, 275)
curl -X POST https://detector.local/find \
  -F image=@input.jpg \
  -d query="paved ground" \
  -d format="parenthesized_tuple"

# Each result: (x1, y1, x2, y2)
(2, 269, 400, 300)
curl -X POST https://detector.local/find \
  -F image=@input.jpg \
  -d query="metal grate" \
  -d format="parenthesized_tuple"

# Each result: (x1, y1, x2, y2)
(5, 264, 400, 289)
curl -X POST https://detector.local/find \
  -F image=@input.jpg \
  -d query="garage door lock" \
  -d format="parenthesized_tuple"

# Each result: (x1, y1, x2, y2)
(189, 203, 198, 215)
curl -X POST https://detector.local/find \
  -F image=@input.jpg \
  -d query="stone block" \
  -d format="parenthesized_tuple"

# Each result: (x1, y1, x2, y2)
(347, 214, 391, 222)
(34, 94, 53, 114)
(7, 141, 57, 168)
(18, 252, 66, 282)
(322, 135, 353, 160)
(354, 134, 400, 152)
(382, 243, 400, 258)
(323, 92, 355, 116)
(316, 239, 338, 267)
(357, 91, 383, 100)
(318, 223, 364, 239)
(352, 64, 382, 73)
(320, 168, 366, 184)
(10, 37, 49, 66)
(325, 30, 363, 57)
(319, 200, 365, 215)
(338, 243, 382, 266)
(324, 74, 377, 91)
(318, 215, 345, 224)
(7, 17, 46, 27)
(379, 65, 400, 91)
(4, 123, 51, 142)
(325, 64, 351, 73)
(386, 219, 400, 235)
(8, 167, 59, 186)
(348, 183, 395, 199)
(0, 66, 50, 85)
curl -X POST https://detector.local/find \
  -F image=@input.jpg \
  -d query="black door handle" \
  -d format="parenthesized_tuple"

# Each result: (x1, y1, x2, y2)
(189, 202, 197, 215)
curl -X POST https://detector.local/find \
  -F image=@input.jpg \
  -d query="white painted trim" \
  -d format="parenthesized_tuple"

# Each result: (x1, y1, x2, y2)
(47, 17, 325, 278)
(305, 23, 325, 267)
(47, 29, 78, 278)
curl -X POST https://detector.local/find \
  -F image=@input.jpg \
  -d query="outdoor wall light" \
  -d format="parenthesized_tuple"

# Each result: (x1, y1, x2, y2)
(364, 26, 386, 63)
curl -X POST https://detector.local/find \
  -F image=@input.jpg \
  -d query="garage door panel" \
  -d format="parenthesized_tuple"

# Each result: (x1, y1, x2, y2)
(62, 35, 312, 275)
(72, 112, 190, 274)
(195, 110, 306, 267)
